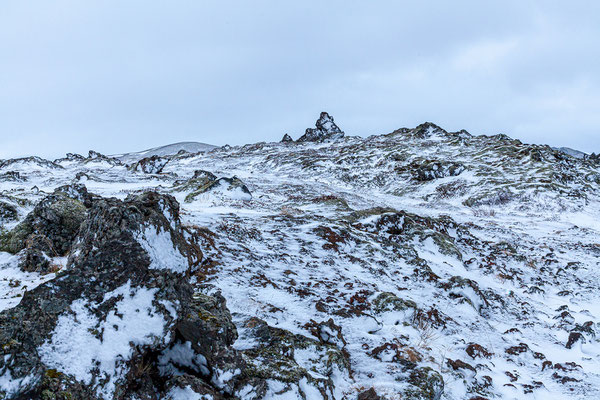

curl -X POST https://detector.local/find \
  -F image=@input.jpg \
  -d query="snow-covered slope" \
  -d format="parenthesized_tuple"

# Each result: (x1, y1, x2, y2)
(1, 116, 600, 399)
(113, 141, 217, 163)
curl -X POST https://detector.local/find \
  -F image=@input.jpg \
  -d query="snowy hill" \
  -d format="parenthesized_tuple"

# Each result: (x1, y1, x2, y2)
(113, 141, 217, 163)
(1, 114, 600, 399)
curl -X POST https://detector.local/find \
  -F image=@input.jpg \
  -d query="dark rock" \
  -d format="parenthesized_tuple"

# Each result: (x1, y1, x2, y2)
(238, 317, 351, 398)
(297, 112, 345, 142)
(129, 155, 170, 174)
(0, 188, 87, 255)
(566, 332, 585, 349)
(0, 171, 25, 182)
(85, 151, 123, 166)
(358, 387, 382, 400)
(465, 343, 493, 359)
(0, 201, 18, 224)
(281, 133, 294, 143)
(505, 343, 529, 356)
(0, 192, 256, 399)
(19, 234, 56, 273)
(0, 157, 62, 171)
(405, 366, 444, 400)
(446, 359, 476, 372)
(396, 159, 465, 181)
(183, 175, 252, 203)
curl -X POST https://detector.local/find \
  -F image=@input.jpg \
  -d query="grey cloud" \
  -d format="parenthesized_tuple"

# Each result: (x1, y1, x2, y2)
(0, 1, 599, 159)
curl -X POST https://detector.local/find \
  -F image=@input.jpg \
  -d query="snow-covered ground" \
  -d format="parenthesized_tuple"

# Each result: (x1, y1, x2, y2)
(1, 123, 600, 399)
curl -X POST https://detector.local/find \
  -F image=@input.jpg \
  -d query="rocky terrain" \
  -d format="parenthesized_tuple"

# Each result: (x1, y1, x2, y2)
(1, 113, 600, 399)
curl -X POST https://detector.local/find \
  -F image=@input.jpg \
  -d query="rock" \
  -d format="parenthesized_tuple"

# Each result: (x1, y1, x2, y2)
(0, 201, 18, 224)
(446, 359, 476, 372)
(85, 151, 123, 166)
(19, 234, 57, 273)
(465, 343, 493, 359)
(0, 187, 88, 256)
(238, 317, 351, 398)
(566, 332, 585, 349)
(54, 153, 85, 163)
(184, 176, 252, 202)
(0, 157, 62, 171)
(358, 387, 382, 400)
(297, 112, 345, 142)
(174, 170, 217, 193)
(404, 366, 444, 400)
(0, 192, 260, 399)
(129, 155, 170, 174)
(281, 133, 294, 143)
(372, 292, 417, 314)
(396, 159, 465, 181)
(0, 172, 25, 182)
(305, 318, 347, 348)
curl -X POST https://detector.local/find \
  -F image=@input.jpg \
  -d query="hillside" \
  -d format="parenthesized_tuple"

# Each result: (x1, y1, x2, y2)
(1, 114, 600, 399)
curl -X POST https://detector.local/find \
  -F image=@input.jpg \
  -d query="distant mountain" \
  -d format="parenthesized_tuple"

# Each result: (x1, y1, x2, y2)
(112, 141, 217, 163)
(553, 146, 587, 159)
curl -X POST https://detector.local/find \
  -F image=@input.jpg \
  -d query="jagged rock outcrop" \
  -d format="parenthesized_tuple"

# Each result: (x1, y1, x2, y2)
(0, 190, 346, 399)
(396, 159, 465, 181)
(0, 192, 248, 399)
(0, 186, 88, 259)
(0, 157, 62, 171)
(281, 133, 294, 143)
(85, 151, 123, 166)
(297, 112, 345, 143)
(129, 155, 170, 174)
(0, 172, 25, 182)
(174, 171, 252, 202)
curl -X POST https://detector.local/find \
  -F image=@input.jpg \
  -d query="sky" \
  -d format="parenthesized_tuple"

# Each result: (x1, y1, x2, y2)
(1, 1, 599, 159)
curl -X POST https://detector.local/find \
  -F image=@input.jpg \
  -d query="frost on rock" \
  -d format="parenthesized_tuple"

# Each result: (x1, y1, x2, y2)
(39, 282, 169, 399)
(135, 226, 190, 273)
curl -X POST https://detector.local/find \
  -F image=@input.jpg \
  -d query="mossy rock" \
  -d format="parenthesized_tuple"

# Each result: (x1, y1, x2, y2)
(372, 292, 417, 314)
(0, 201, 18, 224)
(240, 318, 350, 398)
(0, 192, 87, 255)
(402, 367, 444, 400)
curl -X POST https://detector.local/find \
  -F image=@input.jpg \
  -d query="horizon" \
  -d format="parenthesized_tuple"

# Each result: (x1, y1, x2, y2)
(3, 116, 593, 161)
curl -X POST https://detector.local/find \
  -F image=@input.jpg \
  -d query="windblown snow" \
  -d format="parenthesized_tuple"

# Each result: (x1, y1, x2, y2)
(1, 120, 600, 399)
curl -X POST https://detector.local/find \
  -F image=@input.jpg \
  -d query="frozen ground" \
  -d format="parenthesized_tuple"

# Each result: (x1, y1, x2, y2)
(1, 122, 600, 399)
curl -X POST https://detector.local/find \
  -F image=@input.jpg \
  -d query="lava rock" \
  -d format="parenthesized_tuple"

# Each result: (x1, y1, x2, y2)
(129, 155, 170, 174)
(297, 112, 345, 142)
(0, 188, 88, 255)
(0, 192, 256, 399)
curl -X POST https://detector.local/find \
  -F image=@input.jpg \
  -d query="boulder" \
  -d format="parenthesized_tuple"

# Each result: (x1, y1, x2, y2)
(0, 192, 258, 399)
(0, 187, 88, 256)
(129, 155, 170, 174)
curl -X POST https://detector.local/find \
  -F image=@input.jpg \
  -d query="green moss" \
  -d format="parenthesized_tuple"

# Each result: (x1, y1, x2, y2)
(373, 292, 417, 314)
(403, 367, 444, 400)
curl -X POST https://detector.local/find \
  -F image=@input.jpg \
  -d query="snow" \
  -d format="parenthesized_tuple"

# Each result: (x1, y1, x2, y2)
(0, 252, 57, 312)
(135, 226, 189, 273)
(2, 127, 600, 398)
(38, 281, 171, 399)
(166, 386, 214, 400)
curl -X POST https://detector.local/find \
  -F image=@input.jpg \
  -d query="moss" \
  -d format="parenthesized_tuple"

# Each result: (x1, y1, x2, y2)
(372, 292, 417, 314)
(403, 367, 444, 400)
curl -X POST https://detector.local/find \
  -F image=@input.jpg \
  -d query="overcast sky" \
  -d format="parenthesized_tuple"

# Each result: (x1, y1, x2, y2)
(1, 1, 599, 159)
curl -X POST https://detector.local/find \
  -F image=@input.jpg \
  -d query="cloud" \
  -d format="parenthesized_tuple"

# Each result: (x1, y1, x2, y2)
(0, 1, 599, 159)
